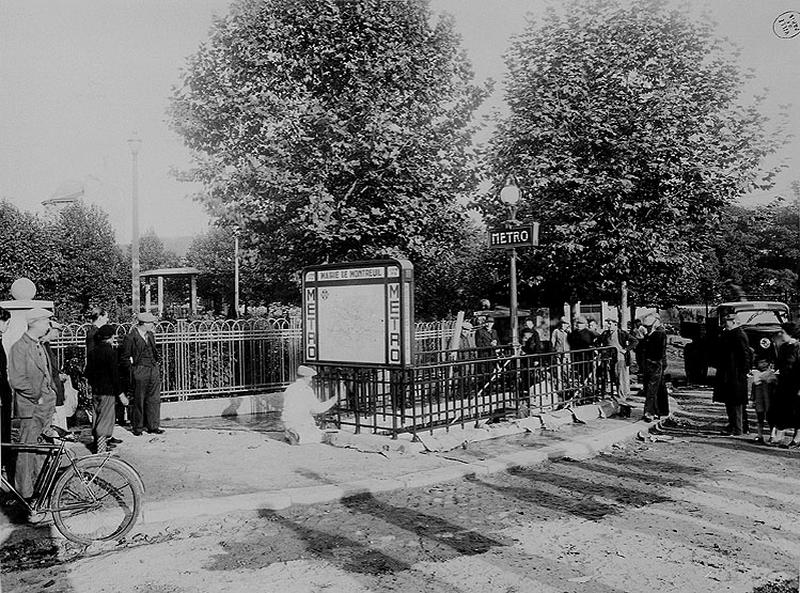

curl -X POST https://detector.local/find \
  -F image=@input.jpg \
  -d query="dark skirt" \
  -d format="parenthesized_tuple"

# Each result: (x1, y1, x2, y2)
(770, 380, 800, 430)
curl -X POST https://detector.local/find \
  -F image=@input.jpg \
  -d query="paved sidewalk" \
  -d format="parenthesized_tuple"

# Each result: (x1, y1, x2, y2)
(1, 390, 681, 538)
(109, 392, 673, 529)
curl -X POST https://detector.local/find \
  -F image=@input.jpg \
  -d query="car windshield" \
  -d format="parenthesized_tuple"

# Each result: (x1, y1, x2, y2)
(726, 310, 787, 326)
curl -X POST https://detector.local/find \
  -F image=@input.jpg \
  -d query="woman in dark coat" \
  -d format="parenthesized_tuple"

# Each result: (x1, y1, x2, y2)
(85, 325, 127, 453)
(771, 323, 800, 447)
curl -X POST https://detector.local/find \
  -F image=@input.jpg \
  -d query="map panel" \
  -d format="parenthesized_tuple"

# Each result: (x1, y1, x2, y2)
(317, 283, 386, 364)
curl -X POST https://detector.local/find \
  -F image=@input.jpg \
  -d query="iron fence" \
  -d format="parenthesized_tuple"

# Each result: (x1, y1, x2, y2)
(49, 318, 461, 403)
(317, 346, 618, 438)
(49, 318, 303, 402)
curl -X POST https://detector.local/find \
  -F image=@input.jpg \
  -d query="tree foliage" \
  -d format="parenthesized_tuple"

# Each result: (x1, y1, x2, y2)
(185, 226, 236, 314)
(0, 201, 129, 319)
(51, 203, 126, 319)
(170, 0, 490, 314)
(137, 229, 180, 272)
(0, 201, 61, 300)
(479, 0, 787, 308)
(707, 200, 800, 301)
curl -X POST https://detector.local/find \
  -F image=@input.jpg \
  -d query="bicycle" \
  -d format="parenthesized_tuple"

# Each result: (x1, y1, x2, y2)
(1, 425, 144, 545)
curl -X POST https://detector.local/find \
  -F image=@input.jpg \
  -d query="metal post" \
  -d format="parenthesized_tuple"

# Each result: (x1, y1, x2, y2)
(157, 275, 164, 316)
(509, 247, 519, 354)
(234, 229, 240, 318)
(128, 134, 142, 315)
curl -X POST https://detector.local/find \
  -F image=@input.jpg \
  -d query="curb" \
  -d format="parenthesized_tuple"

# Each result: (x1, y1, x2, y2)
(137, 415, 652, 530)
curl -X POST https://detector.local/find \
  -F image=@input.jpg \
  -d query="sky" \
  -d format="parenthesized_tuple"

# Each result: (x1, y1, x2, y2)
(0, 0, 798, 243)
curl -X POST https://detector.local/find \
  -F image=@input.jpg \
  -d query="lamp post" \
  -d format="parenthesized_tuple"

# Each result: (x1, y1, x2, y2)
(127, 132, 142, 315)
(500, 178, 521, 354)
(233, 225, 241, 318)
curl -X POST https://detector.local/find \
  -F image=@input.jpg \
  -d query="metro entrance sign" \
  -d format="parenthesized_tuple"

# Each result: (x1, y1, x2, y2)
(488, 223, 539, 249)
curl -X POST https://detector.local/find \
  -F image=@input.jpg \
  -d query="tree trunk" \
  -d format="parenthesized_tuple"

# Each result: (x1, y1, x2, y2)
(620, 280, 629, 330)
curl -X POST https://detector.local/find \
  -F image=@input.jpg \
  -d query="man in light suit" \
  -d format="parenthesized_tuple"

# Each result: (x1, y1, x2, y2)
(7, 308, 58, 499)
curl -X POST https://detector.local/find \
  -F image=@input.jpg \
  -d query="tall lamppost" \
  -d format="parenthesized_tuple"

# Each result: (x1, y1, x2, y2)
(500, 178, 521, 354)
(233, 225, 241, 318)
(128, 132, 142, 315)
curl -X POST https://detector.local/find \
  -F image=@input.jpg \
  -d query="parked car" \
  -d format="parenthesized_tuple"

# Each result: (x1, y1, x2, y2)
(680, 301, 789, 383)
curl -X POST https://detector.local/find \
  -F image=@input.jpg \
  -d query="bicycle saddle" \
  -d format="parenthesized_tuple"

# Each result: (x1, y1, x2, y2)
(38, 425, 77, 444)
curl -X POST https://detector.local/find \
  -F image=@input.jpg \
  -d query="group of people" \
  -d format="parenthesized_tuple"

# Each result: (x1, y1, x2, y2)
(0, 306, 166, 503)
(713, 315, 800, 447)
(458, 308, 670, 416)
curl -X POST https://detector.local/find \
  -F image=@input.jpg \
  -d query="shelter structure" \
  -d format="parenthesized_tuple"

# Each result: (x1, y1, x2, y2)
(140, 267, 200, 317)
(41, 180, 84, 215)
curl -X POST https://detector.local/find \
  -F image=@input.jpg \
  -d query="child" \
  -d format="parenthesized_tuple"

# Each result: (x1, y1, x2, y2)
(750, 358, 777, 444)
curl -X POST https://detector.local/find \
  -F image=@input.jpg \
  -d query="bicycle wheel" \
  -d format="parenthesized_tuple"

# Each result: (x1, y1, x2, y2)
(52, 457, 143, 544)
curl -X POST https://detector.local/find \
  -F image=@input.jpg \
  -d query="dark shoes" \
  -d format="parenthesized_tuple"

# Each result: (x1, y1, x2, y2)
(108, 437, 123, 444)
(642, 415, 653, 423)
(131, 428, 163, 435)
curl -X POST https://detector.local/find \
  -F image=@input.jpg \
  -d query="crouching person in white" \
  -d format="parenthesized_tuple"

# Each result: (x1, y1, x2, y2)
(281, 365, 337, 445)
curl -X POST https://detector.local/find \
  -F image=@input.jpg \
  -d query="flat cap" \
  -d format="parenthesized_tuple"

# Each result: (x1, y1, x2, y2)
(297, 364, 317, 377)
(26, 308, 53, 322)
(137, 311, 158, 323)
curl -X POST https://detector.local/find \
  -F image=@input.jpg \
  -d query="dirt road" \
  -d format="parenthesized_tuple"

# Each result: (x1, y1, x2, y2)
(2, 388, 799, 593)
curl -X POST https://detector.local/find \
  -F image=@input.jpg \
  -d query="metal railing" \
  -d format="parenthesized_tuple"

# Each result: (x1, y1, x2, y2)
(49, 318, 461, 403)
(49, 318, 303, 402)
(317, 346, 618, 438)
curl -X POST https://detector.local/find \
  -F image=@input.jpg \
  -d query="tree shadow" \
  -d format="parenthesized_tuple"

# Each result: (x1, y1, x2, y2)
(698, 439, 800, 459)
(559, 458, 690, 488)
(597, 453, 704, 476)
(341, 492, 507, 557)
(205, 508, 413, 576)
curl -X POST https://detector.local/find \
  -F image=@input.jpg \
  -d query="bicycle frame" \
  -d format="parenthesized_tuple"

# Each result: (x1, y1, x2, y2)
(0, 440, 118, 514)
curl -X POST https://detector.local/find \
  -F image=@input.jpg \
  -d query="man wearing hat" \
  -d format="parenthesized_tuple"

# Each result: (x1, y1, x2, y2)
(281, 365, 338, 445)
(86, 324, 128, 452)
(640, 313, 669, 422)
(120, 312, 163, 436)
(7, 308, 58, 500)
(712, 312, 752, 435)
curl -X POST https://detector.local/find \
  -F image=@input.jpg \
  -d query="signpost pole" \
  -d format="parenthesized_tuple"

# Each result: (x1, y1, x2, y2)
(509, 247, 519, 355)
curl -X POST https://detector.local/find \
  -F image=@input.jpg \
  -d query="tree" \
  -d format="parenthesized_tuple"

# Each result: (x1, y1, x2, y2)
(137, 229, 180, 272)
(0, 200, 60, 300)
(51, 203, 127, 319)
(708, 200, 800, 301)
(170, 0, 489, 315)
(185, 226, 236, 314)
(479, 0, 787, 314)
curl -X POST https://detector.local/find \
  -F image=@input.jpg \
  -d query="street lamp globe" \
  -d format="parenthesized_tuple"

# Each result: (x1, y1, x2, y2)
(500, 180, 520, 206)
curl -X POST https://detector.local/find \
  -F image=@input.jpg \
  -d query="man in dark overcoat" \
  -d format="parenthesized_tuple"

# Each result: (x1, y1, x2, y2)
(712, 312, 753, 435)
(640, 313, 669, 422)
(120, 312, 164, 436)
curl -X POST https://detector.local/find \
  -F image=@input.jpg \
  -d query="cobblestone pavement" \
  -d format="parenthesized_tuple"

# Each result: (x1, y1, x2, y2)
(2, 388, 799, 593)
